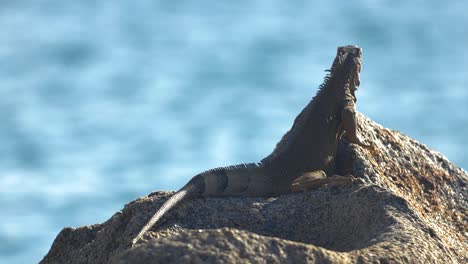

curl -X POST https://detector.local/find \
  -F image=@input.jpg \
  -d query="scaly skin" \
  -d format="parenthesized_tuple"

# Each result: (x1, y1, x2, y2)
(132, 45, 371, 245)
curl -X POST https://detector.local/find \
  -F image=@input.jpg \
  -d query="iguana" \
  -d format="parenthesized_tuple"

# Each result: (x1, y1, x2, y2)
(132, 45, 371, 245)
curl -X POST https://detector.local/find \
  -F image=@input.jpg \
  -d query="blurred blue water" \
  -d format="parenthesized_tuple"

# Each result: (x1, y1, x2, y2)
(0, 1, 467, 263)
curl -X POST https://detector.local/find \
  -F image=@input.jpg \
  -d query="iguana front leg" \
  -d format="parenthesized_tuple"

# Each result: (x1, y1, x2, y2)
(340, 103, 373, 149)
(290, 171, 359, 192)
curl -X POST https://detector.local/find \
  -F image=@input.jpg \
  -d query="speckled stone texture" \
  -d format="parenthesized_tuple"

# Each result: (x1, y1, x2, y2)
(41, 113, 467, 264)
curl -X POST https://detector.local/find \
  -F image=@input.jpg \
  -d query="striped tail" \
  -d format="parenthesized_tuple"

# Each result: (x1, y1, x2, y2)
(131, 163, 272, 245)
(131, 177, 204, 245)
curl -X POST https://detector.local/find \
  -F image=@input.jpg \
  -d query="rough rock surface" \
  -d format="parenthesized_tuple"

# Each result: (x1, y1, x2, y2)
(41, 114, 467, 264)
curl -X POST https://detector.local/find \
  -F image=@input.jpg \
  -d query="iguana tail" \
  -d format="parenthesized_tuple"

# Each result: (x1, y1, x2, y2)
(131, 163, 276, 245)
(131, 175, 205, 245)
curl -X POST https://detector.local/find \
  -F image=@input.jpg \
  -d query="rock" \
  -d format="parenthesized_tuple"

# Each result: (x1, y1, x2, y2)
(40, 114, 467, 264)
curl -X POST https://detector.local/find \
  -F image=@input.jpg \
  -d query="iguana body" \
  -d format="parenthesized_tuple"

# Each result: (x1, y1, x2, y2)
(132, 45, 370, 245)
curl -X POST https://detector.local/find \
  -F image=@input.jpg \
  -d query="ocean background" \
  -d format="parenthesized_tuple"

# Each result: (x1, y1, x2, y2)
(0, 1, 467, 263)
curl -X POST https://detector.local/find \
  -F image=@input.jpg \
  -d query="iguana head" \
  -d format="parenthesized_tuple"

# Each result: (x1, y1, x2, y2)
(331, 45, 362, 100)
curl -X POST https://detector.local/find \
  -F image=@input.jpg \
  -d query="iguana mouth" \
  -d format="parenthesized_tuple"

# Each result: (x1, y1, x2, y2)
(349, 53, 362, 93)
(353, 67, 361, 90)
(354, 58, 361, 89)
